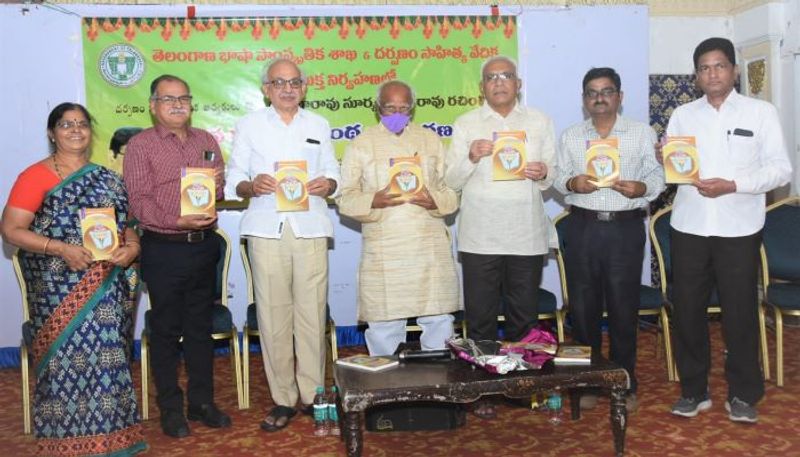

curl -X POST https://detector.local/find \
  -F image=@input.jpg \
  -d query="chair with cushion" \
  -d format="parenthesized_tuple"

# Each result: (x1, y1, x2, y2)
(12, 250, 32, 435)
(649, 205, 769, 381)
(140, 228, 244, 419)
(239, 236, 337, 408)
(554, 210, 675, 381)
(760, 196, 800, 386)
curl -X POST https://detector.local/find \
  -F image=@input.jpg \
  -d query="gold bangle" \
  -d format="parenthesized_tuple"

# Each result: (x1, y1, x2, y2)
(43, 238, 52, 255)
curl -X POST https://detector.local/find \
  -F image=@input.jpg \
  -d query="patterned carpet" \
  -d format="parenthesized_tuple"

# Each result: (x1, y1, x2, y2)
(1, 320, 798, 456)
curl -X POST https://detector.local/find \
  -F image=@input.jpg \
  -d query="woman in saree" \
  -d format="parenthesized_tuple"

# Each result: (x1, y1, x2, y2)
(0, 103, 146, 456)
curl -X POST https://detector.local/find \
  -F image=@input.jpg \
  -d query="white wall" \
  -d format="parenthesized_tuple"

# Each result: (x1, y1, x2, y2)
(649, 16, 732, 74)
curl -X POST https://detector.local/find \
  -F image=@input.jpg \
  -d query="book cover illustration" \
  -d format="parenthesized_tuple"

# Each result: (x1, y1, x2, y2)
(80, 207, 119, 261)
(492, 131, 527, 181)
(553, 345, 592, 365)
(585, 138, 620, 188)
(275, 160, 309, 212)
(663, 136, 700, 184)
(335, 354, 399, 372)
(180, 167, 215, 217)
(388, 156, 423, 201)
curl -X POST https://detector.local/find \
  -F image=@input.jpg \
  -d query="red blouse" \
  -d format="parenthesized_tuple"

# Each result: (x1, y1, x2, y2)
(7, 162, 61, 213)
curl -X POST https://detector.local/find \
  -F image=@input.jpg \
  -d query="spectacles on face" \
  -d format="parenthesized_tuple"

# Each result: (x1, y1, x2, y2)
(55, 120, 91, 130)
(265, 78, 305, 89)
(483, 72, 517, 83)
(696, 62, 731, 74)
(583, 88, 619, 99)
(152, 95, 193, 105)
(380, 104, 412, 114)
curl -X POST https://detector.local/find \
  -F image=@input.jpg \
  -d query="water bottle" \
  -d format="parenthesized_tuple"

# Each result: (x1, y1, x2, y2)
(327, 386, 341, 436)
(313, 386, 329, 436)
(547, 388, 563, 425)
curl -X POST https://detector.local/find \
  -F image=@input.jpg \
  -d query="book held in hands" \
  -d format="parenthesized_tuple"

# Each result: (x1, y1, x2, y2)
(80, 207, 119, 260)
(388, 156, 423, 201)
(492, 131, 527, 181)
(336, 355, 399, 372)
(663, 136, 699, 184)
(553, 345, 592, 365)
(585, 138, 620, 188)
(275, 160, 309, 212)
(180, 167, 215, 217)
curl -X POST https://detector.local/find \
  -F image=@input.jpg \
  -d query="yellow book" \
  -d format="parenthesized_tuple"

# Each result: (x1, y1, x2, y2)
(585, 138, 620, 188)
(388, 156, 423, 201)
(275, 160, 309, 212)
(663, 136, 700, 184)
(80, 207, 119, 261)
(492, 131, 527, 181)
(180, 167, 215, 217)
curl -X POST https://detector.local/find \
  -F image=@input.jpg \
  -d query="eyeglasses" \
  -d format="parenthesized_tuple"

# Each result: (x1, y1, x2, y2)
(55, 120, 91, 130)
(265, 78, 305, 89)
(380, 104, 412, 114)
(152, 95, 193, 105)
(583, 88, 619, 99)
(483, 72, 517, 83)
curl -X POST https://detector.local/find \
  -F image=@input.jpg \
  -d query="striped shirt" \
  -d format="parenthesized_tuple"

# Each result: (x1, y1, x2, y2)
(123, 124, 224, 234)
(553, 115, 664, 211)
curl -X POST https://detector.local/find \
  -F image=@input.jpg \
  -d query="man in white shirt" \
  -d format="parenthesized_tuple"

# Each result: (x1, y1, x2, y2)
(554, 67, 664, 413)
(666, 38, 792, 423)
(225, 58, 341, 432)
(445, 56, 555, 419)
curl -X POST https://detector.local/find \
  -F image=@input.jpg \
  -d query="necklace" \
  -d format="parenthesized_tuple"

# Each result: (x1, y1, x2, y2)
(52, 155, 65, 180)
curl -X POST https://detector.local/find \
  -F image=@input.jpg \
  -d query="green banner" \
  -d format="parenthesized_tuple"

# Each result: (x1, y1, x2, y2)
(82, 16, 517, 173)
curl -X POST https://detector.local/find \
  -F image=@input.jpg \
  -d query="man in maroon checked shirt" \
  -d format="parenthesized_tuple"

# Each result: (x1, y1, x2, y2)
(123, 74, 231, 438)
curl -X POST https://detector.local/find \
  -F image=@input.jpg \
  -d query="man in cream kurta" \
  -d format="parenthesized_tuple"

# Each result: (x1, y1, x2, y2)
(338, 80, 460, 356)
(445, 56, 556, 346)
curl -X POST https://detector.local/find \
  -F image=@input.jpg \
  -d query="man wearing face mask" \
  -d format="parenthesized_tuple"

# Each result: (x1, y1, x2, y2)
(445, 56, 555, 419)
(337, 80, 460, 356)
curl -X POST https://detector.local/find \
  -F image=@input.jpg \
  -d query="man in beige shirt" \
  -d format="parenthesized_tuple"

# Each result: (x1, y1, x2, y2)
(445, 56, 556, 418)
(338, 80, 460, 356)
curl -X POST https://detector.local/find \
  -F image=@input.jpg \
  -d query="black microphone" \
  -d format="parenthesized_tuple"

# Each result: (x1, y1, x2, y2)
(398, 349, 452, 361)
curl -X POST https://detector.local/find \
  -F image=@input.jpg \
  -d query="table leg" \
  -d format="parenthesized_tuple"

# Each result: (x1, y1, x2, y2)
(344, 412, 363, 457)
(570, 389, 581, 420)
(610, 389, 627, 456)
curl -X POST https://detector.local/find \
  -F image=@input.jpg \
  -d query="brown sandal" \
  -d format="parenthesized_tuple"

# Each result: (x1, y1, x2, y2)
(472, 400, 497, 420)
(260, 405, 297, 432)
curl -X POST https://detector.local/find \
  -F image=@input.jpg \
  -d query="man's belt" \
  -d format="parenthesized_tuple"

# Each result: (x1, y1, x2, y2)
(143, 229, 213, 243)
(571, 206, 647, 222)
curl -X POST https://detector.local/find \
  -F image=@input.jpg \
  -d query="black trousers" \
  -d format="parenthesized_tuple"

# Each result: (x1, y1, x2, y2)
(564, 215, 644, 392)
(140, 233, 220, 412)
(671, 228, 764, 404)
(460, 252, 543, 342)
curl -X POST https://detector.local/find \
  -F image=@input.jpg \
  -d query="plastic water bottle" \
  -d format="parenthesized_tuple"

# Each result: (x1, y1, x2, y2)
(547, 388, 563, 425)
(327, 386, 341, 436)
(313, 386, 329, 436)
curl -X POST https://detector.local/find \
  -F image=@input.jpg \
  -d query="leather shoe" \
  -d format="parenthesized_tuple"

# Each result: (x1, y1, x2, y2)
(160, 410, 190, 438)
(187, 403, 232, 428)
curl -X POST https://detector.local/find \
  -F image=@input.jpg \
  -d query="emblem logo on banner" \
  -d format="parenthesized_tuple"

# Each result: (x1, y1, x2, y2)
(98, 44, 145, 87)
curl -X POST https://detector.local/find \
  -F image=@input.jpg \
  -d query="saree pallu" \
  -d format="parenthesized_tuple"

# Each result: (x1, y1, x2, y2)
(19, 164, 146, 457)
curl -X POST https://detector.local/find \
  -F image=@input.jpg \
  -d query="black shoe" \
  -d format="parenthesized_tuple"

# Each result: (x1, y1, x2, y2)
(160, 410, 190, 438)
(187, 403, 232, 428)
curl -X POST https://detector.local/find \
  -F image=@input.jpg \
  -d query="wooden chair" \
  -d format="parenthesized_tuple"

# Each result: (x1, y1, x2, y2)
(554, 210, 675, 381)
(760, 196, 800, 386)
(649, 205, 769, 382)
(239, 236, 337, 408)
(11, 250, 32, 435)
(140, 228, 244, 419)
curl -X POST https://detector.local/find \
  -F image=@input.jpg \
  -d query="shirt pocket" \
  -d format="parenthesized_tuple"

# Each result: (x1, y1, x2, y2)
(728, 135, 759, 170)
(300, 143, 322, 176)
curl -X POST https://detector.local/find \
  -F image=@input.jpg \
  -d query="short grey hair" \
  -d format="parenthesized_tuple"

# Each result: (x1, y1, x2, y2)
(480, 55, 519, 78)
(375, 80, 416, 110)
(261, 58, 307, 84)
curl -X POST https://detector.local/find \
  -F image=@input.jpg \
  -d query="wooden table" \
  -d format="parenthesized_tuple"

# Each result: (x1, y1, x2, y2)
(334, 355, 630, 456)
